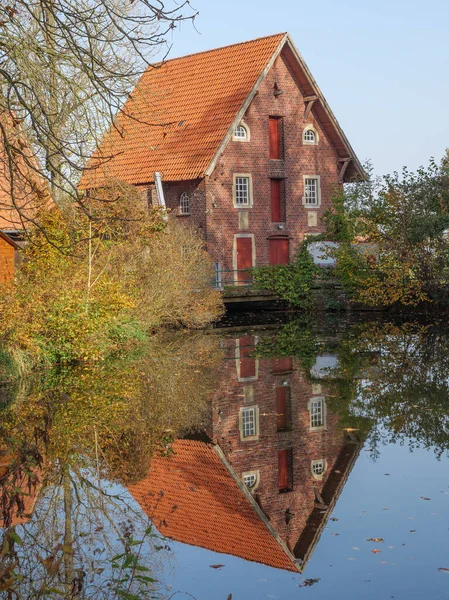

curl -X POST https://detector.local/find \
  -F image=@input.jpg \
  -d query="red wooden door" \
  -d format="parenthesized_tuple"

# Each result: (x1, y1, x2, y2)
(270, 179, 281, 222)
(236, 237, 253, 284)
(269, 117, 280, 159)
(238, 335, 256, 379)
(269, 238, 289, 265)
(275, 387, 287, 430)
(278, 449, 289, 491)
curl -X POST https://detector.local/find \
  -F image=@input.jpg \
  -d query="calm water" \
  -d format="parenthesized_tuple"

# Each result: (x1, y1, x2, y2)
(1, 315, 449, 599)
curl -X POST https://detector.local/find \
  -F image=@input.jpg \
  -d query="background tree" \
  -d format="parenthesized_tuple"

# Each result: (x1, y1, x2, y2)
(324, 154, 449, 306)
(0, 0, 197, 209)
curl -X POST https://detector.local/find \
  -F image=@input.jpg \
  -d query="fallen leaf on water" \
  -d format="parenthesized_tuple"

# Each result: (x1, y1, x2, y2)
(383, 508, 389, 511)
(330, 517, 339, 521)
(438, 568, 449, 573)
(331, 533, 340, 536)
(366, 538, 384, 543)
(209, 564, 225, 569)
(385, 474, 391, 476)
(388, 546, 394, 549)
(227, 595, 233, 600)
(348, 557, 356, 561)
(371, 549, 382, 554)
(352, 547, 360, 551)
(298, 578, 321, 588)
(421, 497, 431, 501)
(409, 530, 416, 533)
(380, 561, 388, 564)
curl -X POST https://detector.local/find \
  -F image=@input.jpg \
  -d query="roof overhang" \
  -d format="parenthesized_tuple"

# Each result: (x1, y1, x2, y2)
(205, 33, 365, 182)
(0, 230, 19, 249)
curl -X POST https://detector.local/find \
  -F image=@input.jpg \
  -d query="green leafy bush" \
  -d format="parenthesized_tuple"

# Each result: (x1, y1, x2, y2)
(251, 242, 318, 309)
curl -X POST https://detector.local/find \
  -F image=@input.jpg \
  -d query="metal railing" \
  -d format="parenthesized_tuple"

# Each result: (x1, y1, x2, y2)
(212, 263, 253, 289)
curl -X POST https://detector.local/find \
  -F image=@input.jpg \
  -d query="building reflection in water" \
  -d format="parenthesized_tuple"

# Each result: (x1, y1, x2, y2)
(128, 333, 363, 573)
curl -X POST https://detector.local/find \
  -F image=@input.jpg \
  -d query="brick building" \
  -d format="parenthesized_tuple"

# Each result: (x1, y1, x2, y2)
(208, 333, 362, 564)
(0, 122, 51, 283)
(81, 33, 363, 283)
(128, 332, 363, 571)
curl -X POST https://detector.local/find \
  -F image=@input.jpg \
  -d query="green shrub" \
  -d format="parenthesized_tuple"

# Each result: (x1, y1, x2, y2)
(251, 242, 318, 309)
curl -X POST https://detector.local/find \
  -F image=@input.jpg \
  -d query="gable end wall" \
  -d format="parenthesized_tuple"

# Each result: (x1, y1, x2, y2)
(204, 53, 341, 271)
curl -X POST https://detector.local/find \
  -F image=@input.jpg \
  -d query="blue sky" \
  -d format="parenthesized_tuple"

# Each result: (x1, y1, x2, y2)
(165, 0, 449, 177)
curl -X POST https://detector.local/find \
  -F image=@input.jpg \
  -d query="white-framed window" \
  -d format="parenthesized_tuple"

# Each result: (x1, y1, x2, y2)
(303, 175, 321, 208)
(179, 192, 190, 215)
(303, 126, 319, 145)
(242, 470, 260, 490)
(239, 406, 259, 441)
(311, 459, 327, 479)
(309, 397, 326, 430)
(233, 122, 250, 142)
(233, 174, 252, 207)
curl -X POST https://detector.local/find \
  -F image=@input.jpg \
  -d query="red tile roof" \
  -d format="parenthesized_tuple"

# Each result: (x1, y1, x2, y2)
(128, 439, 296, 571)
(0, 119, 52, 232)
(80, 33, 286, 187)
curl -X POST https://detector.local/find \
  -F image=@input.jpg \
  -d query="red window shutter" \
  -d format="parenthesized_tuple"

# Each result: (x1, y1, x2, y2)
(278, 449, 289, 490)
(239, 335, 256, 379)
(275, 387, 287, 430)
(269, 117, 280, 159)
(270, 179, 281, 222)
(273, 357, 292, 373)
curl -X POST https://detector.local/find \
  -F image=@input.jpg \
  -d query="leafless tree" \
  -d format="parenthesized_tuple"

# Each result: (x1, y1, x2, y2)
(0, 0, 197, 215)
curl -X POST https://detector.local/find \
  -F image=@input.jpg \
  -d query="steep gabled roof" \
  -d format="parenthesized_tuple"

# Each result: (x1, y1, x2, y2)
(127, 439, 297, 571)
(81, 33, 363, 188)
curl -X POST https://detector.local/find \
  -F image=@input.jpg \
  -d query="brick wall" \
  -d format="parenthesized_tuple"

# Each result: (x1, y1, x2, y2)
(139, 179, 207, 238)
(209, 334, 349, 554)
(205, 53, 341, 272)
(0, 237, 15, 283)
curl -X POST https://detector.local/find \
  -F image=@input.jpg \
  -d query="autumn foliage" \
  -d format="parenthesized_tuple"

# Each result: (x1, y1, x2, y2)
(0, 183, 223, 370)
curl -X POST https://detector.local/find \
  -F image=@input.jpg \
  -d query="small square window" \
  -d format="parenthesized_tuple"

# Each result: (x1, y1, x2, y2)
(304, 178, 319, 206)
(311, 459, 327, 479)
(235, 177, 250, 206)
(241, 407, 256, 438)
(310, 398, 325, 429)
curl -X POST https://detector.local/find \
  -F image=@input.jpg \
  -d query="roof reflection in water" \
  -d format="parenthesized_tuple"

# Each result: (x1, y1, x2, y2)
(128, 332, 363, 573)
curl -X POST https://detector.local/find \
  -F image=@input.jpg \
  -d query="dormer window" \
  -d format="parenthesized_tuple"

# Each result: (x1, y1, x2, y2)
(179, 192, 190, 215)
(303, 126, 319, 145)
(232, 122, 250, 142)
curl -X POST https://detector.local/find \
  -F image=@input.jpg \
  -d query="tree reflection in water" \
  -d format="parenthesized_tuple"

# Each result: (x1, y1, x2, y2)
(2, 317, 449, 597)
(0, 333, 222, 598)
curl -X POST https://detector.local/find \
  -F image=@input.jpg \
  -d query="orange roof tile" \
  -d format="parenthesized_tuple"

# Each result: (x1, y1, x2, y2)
(128, 439, 296, 571)
(80, 33, 286, 187)
(0, 118, 52, 232)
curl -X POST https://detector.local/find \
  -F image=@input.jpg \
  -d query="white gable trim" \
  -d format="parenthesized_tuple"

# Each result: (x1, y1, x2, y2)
(282, 35, 364, 179)
(204, 33, 364, 181)
(204, 34, 288, 177)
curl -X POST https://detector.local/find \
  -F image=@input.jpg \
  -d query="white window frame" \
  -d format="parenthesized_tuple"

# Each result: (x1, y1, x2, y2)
(311, 459, 327, 480)
(232, 121, 250, 142)
(242, 470, 260, 490)
(233, 173, 253, 208)
(302, 175, 321, 208)
(179, 192, 190, 215)
(239, 406, 259, 441)
(303, 125, 319, 146)
(308, 397, 326, 431)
